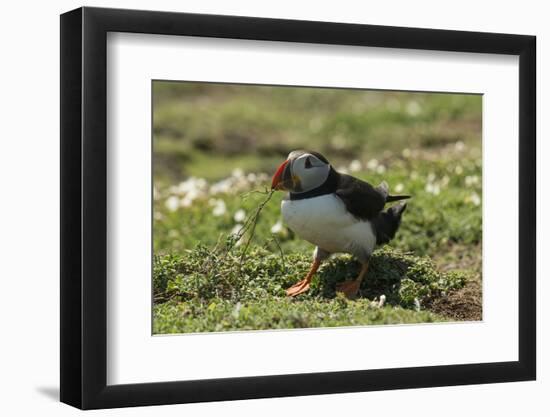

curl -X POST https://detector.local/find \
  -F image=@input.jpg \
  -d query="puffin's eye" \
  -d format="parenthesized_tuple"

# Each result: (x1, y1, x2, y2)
(304, 157, 312, 169)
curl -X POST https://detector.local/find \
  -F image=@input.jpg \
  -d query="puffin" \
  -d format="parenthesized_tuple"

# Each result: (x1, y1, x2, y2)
(271, 150, 410, 298)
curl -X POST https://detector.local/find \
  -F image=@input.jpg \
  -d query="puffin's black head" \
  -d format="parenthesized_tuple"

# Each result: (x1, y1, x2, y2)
(271, 150, 331, 193)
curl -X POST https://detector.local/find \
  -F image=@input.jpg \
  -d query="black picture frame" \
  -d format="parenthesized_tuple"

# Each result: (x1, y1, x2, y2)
(60, 6, 536, 410)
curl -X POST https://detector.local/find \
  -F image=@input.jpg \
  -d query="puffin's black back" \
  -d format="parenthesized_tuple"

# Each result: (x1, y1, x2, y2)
(290, 159, 410, 223)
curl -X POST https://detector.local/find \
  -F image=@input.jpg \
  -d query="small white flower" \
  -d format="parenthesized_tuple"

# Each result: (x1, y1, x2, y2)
(180, 196, 194, 207)
(234, 209, 246, 223)
(376, 165, 386, 174)
(232, 168, 244, 178)
(337, 166, 349, 175)
(270, 220, 284, 235)
(425, 183, 441, 195)
(231, 224, 244, 236)
(231, 302, 243, 319)
(394, 183, 404, 193)
(210, 178, 232, 195)
(467, 192, 481, 206)
(406, 101, 422, 116)
(465, 175, 479, 187)
(366, 159, 379, 170)
(165, 196, 180, 212)
(349, 160, 362, 172)
(211, 199, 227, 216)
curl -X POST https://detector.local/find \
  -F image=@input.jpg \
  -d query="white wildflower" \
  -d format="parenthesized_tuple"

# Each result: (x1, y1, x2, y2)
(337, 166, 349, 175)
(349, 159, 362, 172)
(406, 100, 422, 116)
(425, 183, 441, 195)
(376, 165, 386, 174)
(180, 196, 194, 207)
(270, 220, 284, 235)
(231, 224, 244, 236)
(232, 168, 244, 178)
(211, 199, 227, 216)
(366, 159, 379, 170)
(230, 224, 244, 246)
(467, 192, 481, 206)
(234, 209, 246, 223)
(177, 177, 207, 194)
(465, 175, 479, 187)
(394, 183, 404, 193)
(210, 178, 233, 195)
(257, 173, 269, 182)
(231, 302, 243, 319)
(378, 295, 386, 308)
(165, 196, 180, 212)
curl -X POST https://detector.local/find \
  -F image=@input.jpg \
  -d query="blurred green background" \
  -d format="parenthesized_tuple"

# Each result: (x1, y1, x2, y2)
(153, 82, 481, 182)
(152, 81, 482, 333)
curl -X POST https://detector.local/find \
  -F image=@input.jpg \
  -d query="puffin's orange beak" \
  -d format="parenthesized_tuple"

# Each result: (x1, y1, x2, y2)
(271, 159, 290, 190)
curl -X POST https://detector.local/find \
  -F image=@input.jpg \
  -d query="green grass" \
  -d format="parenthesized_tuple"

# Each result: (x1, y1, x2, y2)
(152, 82, 483, 333)
(154, 299, 445, 334)
(152, 247, 464, 333)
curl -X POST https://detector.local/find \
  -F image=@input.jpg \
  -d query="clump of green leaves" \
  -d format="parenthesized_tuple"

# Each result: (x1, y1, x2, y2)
(152, 245, 468, 332)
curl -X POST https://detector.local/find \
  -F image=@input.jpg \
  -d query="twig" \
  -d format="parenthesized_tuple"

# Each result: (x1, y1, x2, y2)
(238, 189, 275, 265)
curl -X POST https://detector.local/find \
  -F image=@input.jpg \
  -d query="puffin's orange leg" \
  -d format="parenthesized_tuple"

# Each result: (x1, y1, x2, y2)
(286, 259, 321, 297)
(336, 262, 369, 299)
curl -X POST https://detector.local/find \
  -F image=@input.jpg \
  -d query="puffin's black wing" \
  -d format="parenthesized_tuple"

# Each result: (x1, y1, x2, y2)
(335, 174, 387, 220)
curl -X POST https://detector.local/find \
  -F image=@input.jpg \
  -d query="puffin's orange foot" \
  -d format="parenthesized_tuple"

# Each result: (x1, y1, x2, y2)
(286, 279, 311, 297)
(336, 280, 361, 299)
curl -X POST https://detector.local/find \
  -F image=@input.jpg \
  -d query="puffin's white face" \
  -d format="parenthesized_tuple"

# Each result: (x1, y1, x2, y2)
(271, 151, 331, 193)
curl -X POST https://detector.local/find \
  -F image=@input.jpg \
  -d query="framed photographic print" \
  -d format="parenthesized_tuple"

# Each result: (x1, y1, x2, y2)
(60, 6, 536, 410)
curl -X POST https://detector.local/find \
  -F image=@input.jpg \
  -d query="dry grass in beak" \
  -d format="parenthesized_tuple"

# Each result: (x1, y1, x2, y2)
(219, 187, 279, 271)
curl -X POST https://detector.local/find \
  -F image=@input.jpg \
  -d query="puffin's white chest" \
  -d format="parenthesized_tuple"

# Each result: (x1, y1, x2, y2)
(281, 194, 376, 259)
